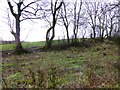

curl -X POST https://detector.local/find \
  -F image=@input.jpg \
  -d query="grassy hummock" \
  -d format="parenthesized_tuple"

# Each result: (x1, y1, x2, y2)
(1, 39, 119, 88)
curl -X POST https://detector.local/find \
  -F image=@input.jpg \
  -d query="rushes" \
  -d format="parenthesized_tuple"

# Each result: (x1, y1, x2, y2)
(28, 65, 59, 88)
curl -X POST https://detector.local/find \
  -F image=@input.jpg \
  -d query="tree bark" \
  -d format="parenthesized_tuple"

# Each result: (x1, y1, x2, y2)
(7, 1, 25, 54)
(15, 16, 24, 53)
(61, 2, 70, 44)
(92, 26, 96, 38)
(66, 26, 70, 44)
(45, 1, 63, 48)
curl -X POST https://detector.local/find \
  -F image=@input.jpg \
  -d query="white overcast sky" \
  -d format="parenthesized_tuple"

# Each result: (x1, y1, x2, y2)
(0, 0, 118, 42)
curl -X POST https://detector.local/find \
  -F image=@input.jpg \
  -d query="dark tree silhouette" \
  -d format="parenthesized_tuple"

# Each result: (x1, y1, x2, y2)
(85, 2, 99, 38)
(7, 0, 40, 54)
(45, 0, 63, 48)
(60, 2, 70, 44)
(73, 0, 82, 42)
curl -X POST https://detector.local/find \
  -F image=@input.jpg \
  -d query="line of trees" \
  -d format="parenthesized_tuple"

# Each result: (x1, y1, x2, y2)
(7, 0, 120, 53)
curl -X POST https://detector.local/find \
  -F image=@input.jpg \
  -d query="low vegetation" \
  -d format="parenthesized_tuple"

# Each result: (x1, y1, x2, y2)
(1, 41, 45, 51)
(1, 38, 119, 88)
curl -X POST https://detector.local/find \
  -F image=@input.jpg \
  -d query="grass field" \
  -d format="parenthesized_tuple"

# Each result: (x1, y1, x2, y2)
(0, 39, 67, 51)
(1, 39, 119, 88)
(0, 41, 45, 51)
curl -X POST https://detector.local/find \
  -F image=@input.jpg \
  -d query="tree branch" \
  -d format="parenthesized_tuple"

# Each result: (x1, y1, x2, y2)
(20, 17, 42, 22)
(56, 1, 63, 11)
(21, 1, 38, 12)
(7, 0, 16, 17)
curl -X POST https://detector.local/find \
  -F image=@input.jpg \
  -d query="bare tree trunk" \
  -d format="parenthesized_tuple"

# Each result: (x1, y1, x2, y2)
(45, 17, 56, 48)
(73, 1, 77, 42)
(109, 22, 113, 37)
(66, 26, 70, 44)
(73, 0, 82, 42)
(45, 0, 63, 48)
(61, 2, 70, 44)
(15, 16, 24, 53)
(46, 26, 53, 48)
(7, 1, 25, 54)
(92, 26, 96, 38)
(101, 29, 105, 40)
(48, 28, 55, 48)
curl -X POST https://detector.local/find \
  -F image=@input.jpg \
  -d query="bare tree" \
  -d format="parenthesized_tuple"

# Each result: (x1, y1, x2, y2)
(7, 0, 40, 53)
(85, 1, 100, 38)
(60, 1, 71, 44)
(107, 8, 118, 37)
(45, 0, 63, 48)
(108, 0, 120, 37)
(97, 1, 120, 38)
(98, 3, 108, 39)
(72, 0, 82, 42)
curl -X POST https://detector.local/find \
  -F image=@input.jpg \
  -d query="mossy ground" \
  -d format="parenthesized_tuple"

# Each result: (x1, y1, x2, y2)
(1, 39, 119, 88)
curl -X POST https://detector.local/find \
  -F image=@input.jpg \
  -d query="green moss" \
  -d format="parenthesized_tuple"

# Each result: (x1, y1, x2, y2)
(2, 40, 119, 88)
